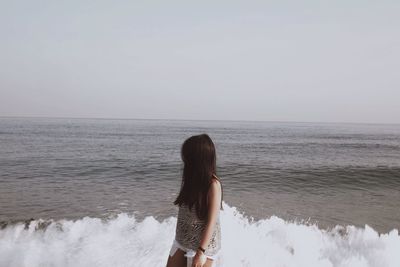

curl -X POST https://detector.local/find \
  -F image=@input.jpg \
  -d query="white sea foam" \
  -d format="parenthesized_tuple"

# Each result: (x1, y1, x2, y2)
(0, 203, 399, 267)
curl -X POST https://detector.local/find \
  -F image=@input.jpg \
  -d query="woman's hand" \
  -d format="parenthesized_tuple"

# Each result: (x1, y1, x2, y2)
(191, 250, 207, 267)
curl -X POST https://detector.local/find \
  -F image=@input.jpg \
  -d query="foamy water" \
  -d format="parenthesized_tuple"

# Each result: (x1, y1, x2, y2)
(1, 203, 399, 267)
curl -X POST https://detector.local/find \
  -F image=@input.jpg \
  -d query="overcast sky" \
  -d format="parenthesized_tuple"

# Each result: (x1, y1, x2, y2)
(0, 1, 399, 123)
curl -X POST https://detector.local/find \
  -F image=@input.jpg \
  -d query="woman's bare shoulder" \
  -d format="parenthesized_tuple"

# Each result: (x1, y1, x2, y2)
(210, 174, 222, 189)
(211, 173, 221, 182)
(208, 174, 222, 207)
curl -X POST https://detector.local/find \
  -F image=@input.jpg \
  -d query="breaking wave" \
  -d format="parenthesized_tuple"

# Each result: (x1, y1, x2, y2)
(0, 203, 399, 267)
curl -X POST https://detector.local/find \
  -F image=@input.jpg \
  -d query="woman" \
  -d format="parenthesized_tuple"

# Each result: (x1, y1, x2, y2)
(166, 134, 223, 267)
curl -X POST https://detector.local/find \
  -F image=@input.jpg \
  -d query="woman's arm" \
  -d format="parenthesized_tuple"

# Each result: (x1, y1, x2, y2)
(192, 179, 222, 266)
(199, 179, 222, 250)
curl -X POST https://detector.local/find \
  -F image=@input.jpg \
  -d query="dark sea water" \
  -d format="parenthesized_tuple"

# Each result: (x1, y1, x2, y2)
(1, 117, 399, 233)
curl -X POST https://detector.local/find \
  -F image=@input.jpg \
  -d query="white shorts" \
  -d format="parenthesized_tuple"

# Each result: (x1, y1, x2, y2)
(169, 239, 221, 266)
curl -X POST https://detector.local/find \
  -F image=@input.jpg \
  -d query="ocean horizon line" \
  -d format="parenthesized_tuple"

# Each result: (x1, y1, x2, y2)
(1, 115, 400, 127)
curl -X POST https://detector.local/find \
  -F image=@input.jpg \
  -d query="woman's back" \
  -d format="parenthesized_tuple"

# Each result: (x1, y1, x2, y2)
(175, 203, 221, 257)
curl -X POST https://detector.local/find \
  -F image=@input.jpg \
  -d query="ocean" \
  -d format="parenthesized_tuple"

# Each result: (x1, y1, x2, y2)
(0, 117, 399, 267)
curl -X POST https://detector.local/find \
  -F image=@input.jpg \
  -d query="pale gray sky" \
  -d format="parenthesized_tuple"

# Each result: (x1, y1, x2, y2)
(1, 1, 399, 123)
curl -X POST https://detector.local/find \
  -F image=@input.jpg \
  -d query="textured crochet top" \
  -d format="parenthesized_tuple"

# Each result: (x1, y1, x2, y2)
(175, 203, 221, 256)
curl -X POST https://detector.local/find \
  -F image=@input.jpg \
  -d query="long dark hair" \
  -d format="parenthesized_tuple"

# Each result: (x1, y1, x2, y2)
(174, 134, 223, 220)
